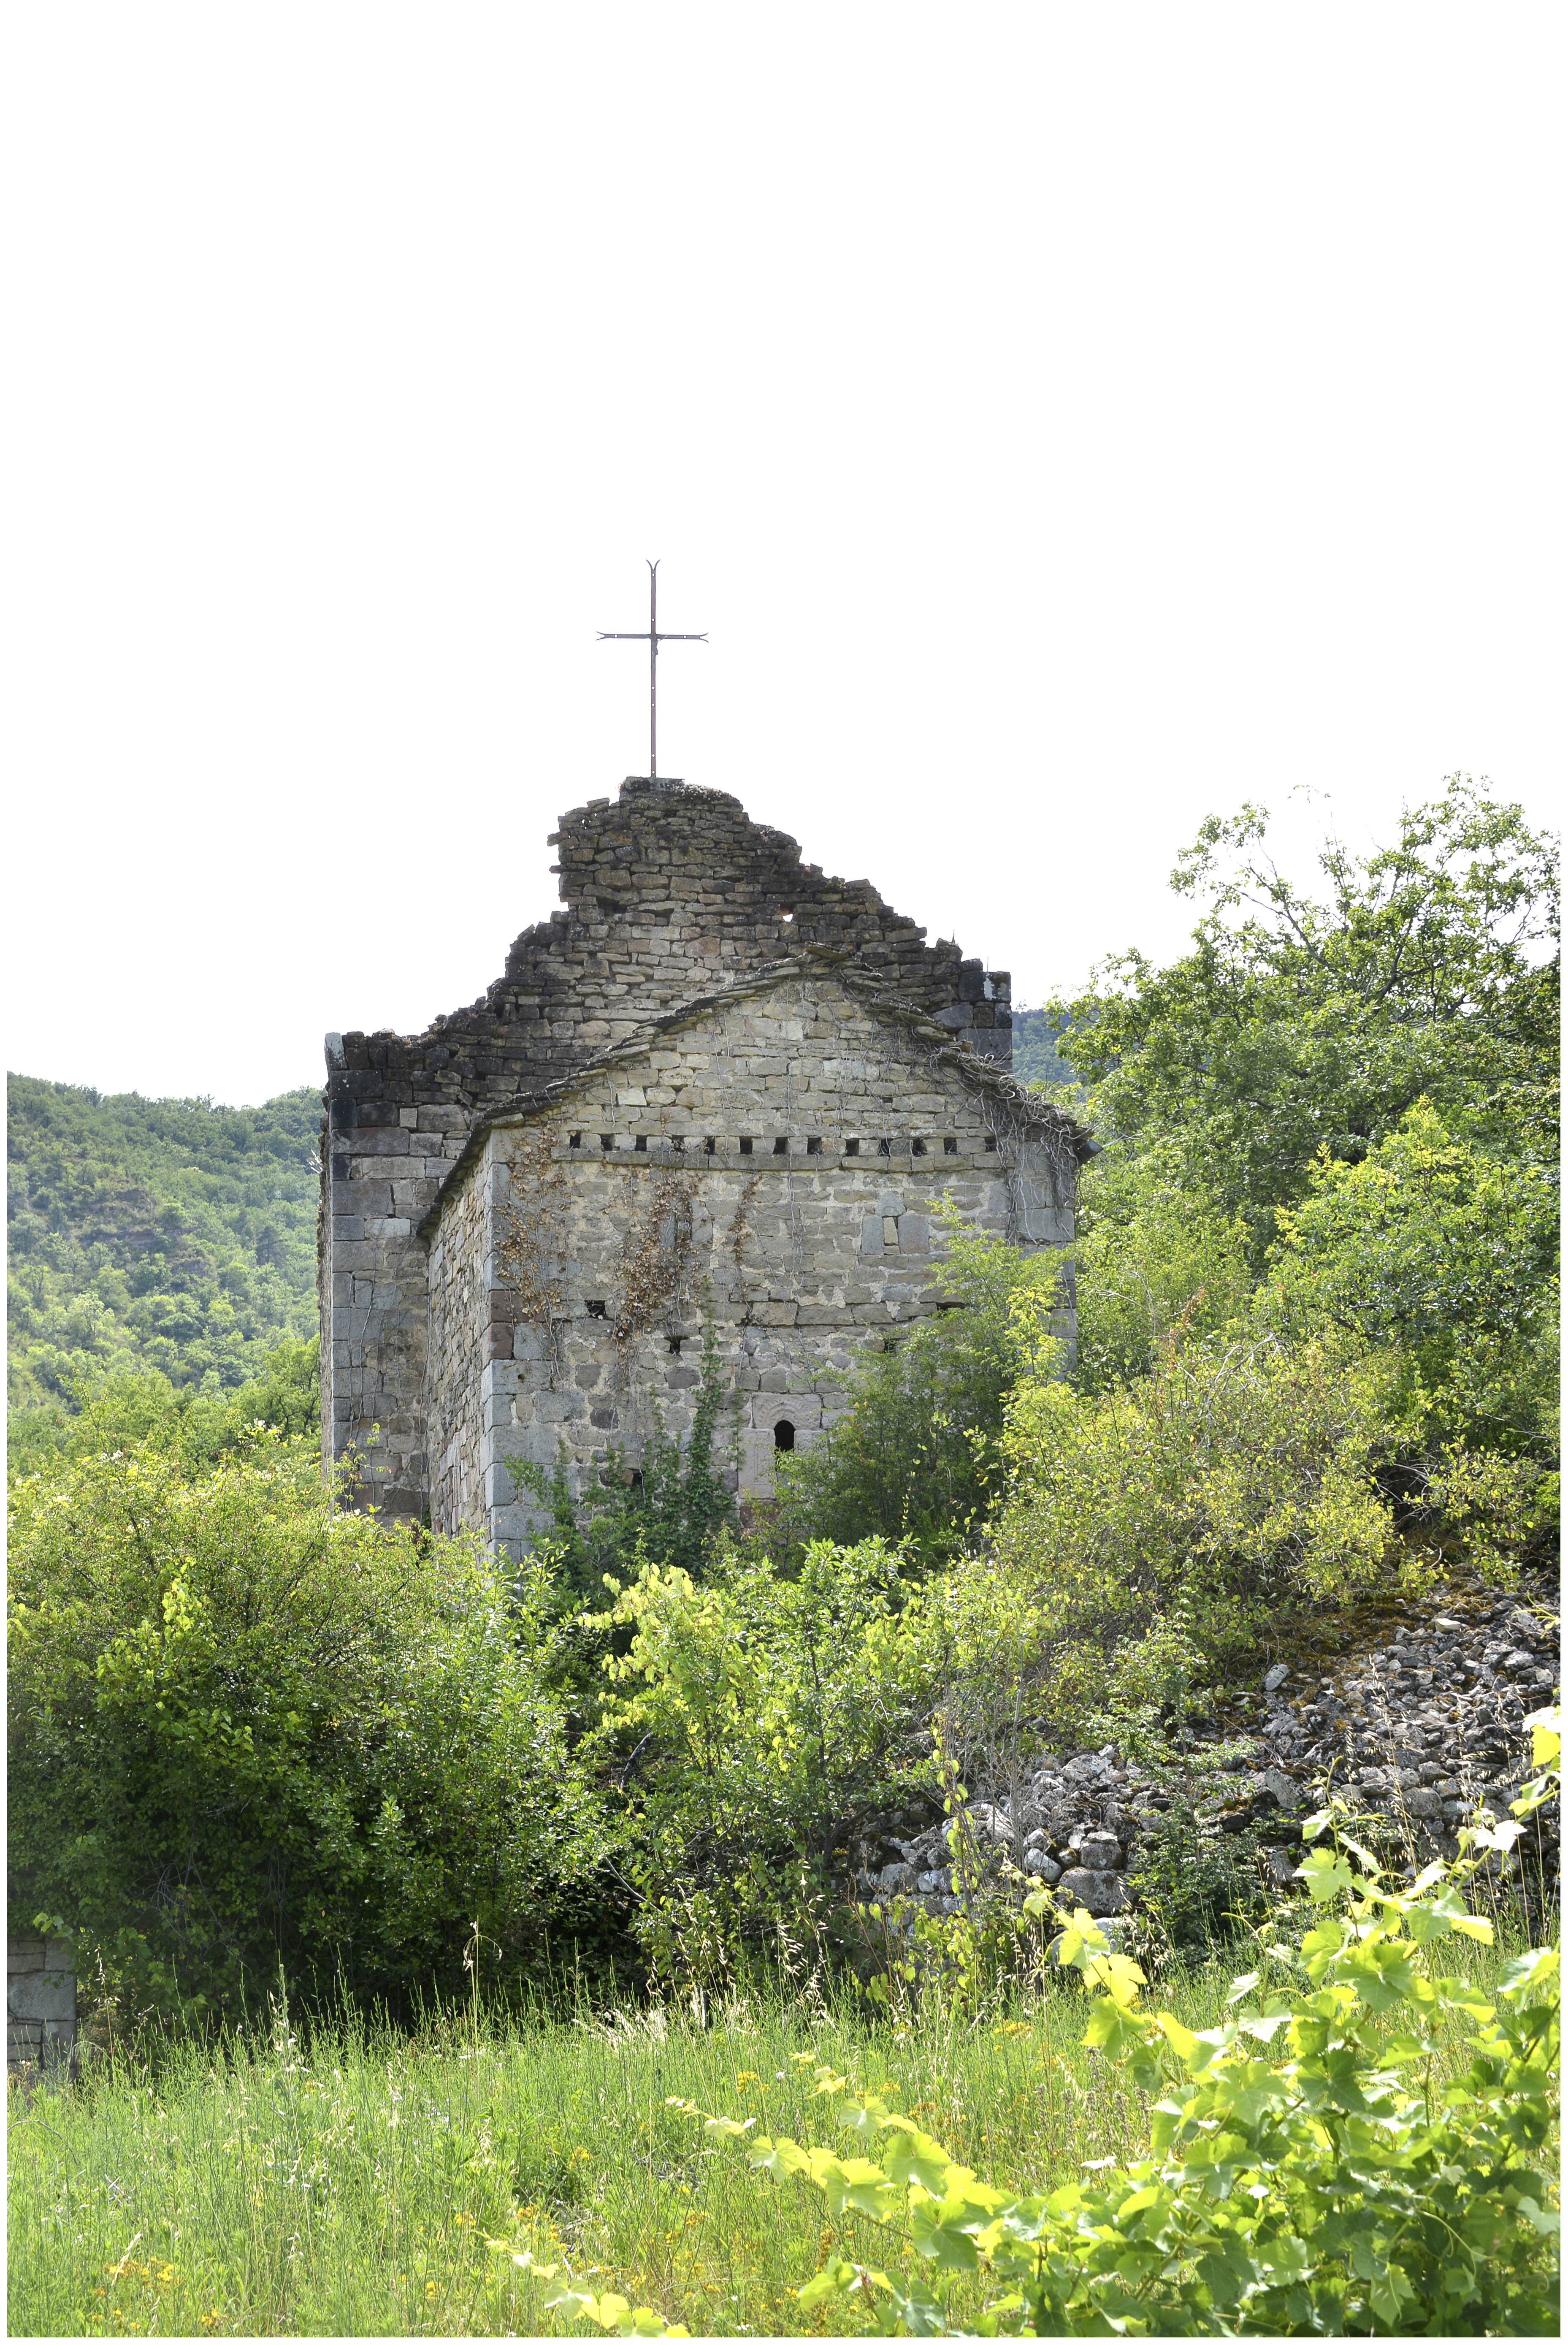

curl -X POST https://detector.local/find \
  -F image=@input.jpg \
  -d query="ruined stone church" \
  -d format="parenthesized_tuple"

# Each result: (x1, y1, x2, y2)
(319, 777, 1091, 1552)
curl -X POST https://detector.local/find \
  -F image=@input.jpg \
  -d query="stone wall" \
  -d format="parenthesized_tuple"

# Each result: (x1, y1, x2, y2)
(8, 1935, 76, 2077)
(322, 777, 1015, 1519)
(420, 963, 1080, 1553)
(425, 1158, 490, 1538)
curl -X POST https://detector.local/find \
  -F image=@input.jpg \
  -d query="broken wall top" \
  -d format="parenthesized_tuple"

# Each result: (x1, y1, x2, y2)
(325, 777, 1012, 1137)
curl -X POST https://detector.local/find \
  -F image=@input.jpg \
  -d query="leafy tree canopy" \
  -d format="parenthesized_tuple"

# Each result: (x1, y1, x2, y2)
(1052, 779, 1559, 1249)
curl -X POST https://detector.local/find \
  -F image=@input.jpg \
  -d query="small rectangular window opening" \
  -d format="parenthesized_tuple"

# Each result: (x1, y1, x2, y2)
(985, 1136, 998, 1152)
(773, 1136, 788, 1155)
(600, 1134, 613, 1150)
(877, 1138, 892, 1158)
(806, 1135, 822, 1154)
(569, 1132, 582, 1149)
(912, 1137, 927, 1156)
(739, 1136, 753, 1155)
(671, 1134, 685, 1150)
(943, 1136, 958, 1155)
(705, 1136, 717, 1153)
(844, 1137, 860, 1156)
(634, 1133, 647, 1151)
(586, 1299, 608, 1319)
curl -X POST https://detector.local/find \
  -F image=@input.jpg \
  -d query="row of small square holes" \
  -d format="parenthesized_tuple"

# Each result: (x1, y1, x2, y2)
(567, 1133, 996, 1156)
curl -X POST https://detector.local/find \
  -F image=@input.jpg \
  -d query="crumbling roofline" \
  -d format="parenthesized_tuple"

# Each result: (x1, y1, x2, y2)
(415, 950, 1093, 1242)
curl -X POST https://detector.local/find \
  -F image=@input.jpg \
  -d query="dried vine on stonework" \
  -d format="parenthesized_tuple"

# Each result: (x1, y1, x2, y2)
(726, 1173, 762, 1313)
(612, 1169, 696, 1344)
(493, 1125, 571, 1374)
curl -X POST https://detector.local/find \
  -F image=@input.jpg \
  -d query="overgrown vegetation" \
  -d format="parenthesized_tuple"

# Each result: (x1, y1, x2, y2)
(9, 1437, 609, 2028)
(6, 1913, 1547, 2338)
(655, 1728, 1561, 2339)
(6, 780, 1559, 2334)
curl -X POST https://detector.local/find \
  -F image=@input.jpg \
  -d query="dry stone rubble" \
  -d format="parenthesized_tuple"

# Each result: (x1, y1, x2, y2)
(853, 1581, 1559, 1933)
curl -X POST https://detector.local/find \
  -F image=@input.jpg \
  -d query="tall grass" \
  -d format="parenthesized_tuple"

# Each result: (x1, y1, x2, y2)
(7, 1933, 1529, 2340)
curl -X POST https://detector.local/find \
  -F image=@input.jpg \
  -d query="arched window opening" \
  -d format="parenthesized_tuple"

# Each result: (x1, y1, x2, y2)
(774, 1420, 795, 1452)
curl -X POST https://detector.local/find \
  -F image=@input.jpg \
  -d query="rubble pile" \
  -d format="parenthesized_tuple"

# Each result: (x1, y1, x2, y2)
(854, 1579, 1559, 1932)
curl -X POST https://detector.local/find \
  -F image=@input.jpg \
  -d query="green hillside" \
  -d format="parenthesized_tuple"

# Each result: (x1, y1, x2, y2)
(8, 1075, 322, 1449)
(1010, 1007, 1078, 1089)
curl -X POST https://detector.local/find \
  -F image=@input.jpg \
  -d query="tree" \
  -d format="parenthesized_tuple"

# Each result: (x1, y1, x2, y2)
(1267, 1098, 1559, 1459)
(1053, 780, 1559, 1251)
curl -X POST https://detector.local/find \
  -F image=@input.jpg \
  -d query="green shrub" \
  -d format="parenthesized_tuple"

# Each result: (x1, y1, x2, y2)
(7, 1435, 608, 2027)
(8, 1337, 323, 1484)
(975, 1325, 1392, 1726)
(588, 1538, 940, 1989)
(1071, 1141, 1255, 1397)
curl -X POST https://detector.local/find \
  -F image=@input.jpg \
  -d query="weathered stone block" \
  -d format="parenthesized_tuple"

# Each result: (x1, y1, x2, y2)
(1055, 1869, 1129, 1917)
(9, 1972, 74, 2023)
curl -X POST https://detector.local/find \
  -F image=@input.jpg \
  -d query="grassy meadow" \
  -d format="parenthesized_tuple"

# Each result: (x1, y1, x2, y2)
(8, 1929, 1533, 2341)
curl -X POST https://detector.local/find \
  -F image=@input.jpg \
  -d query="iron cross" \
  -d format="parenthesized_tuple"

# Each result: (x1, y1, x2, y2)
(597, 561, 706, 781)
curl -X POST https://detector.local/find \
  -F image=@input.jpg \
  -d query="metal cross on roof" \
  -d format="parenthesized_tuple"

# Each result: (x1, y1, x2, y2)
(597, 560, 706, 782)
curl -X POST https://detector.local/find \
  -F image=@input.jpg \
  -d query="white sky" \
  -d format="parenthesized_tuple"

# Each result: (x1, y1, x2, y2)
(4, 4, 1563, 1108)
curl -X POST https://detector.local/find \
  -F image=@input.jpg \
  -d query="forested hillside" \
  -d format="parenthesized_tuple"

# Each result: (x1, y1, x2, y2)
(7, 1077, 321, 1453)
(1009, 1006, 1078, 1088)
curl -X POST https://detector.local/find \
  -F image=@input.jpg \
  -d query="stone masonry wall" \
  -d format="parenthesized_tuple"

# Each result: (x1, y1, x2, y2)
(8, 1934, 76, 2077)
(420, 967, 1078, 1554)
(322, 778, 1014, 1519)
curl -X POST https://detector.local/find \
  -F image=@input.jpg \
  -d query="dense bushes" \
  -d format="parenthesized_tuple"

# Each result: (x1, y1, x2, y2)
(8, 1431, 607, 2027)
(588, 1539, 935, 1987)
